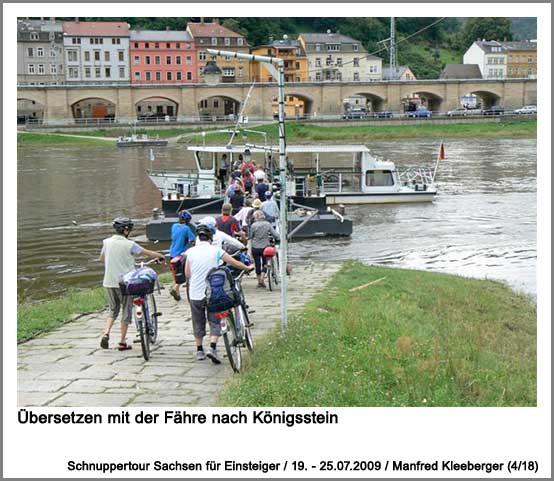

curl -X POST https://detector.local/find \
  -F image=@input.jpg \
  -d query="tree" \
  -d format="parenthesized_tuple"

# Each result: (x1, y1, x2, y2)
(460, 17, 513, 48)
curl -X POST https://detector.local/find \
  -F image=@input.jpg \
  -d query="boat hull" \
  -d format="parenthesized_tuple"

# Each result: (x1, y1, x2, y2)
(326, 191, 436, 204)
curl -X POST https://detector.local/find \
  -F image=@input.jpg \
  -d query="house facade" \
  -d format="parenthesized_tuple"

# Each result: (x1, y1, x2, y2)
(297, 32, 382, 82)
(504, 41, 537, 78)
(382, 65, 417, 81)
(17, 18, 65, 85)
(463, 40, 507, 79)
(130, 30, 197, 84)
(62, 21, 130, 83)
(250, 36, 308, 82)
(186, 20, 250, 83)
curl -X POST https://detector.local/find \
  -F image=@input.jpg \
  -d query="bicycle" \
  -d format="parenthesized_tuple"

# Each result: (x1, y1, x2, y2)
(121, 258, 163, 361)
(264, 243, 280, 292)
(217, 257, 254, 373)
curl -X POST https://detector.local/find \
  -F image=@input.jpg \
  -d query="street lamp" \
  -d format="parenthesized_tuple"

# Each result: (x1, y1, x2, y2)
(202, 60, 222, 85)
(206, 48, 289, 336)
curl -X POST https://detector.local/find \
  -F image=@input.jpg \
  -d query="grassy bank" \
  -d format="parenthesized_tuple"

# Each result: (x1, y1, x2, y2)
(49, 127, 218, 139)
(17, 273, 172, 343)
(219, 262, 536, 407)
(184, 120, 536, 144)
(17, 132, 114, 146)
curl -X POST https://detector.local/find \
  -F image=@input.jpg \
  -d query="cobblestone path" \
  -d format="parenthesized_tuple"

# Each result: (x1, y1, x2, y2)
(18, 262, 341, 407)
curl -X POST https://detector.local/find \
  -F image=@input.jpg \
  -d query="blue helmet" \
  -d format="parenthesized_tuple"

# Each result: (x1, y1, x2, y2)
(264, 190, 273, 199)
(178, 210, 192, 221)
(239, 252, 251, 266)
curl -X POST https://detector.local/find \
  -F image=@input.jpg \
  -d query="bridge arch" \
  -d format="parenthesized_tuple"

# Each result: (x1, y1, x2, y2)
(271, 92, 314, 118)
(343, 92, 386, 113)
(70, 97, 116, 121)
(198, 94, 242, 120)
(468, 90, 502, 109)
(403, 90, 443, 112)
(18, 98, 45, 124)
(135, 96, 179, 120)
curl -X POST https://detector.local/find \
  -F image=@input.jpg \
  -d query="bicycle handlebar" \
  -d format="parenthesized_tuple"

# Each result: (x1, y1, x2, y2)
(135, 257, 166, 267)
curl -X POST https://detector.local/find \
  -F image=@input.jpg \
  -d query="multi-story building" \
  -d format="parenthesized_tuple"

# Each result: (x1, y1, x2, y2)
(186, 19, 250, 83)
(250, 35, 308, 82)
(463, 40, 507, 79)
(504, 40, 537, 78)
(17, 18, 65, 85)
(62, 21, 130, 83)
(130, 30, 197, 84)
(298, 31, 382, 82)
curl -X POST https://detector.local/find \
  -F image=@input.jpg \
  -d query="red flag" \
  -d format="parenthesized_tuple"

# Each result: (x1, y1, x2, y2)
(439, 143, 446, 160)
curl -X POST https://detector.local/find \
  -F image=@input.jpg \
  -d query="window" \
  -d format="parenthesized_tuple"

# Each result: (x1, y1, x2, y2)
(36, 47, 44, 57)
(69, 67, 79, 78)
(67, 50, 78, 62)
(28, 64, 35, 74)
(112, 38, 120, 44)
(50, 64, 57, 74)
(134, 72, 141, 81)
(326, 57, 332, 66)
(223, 68, 235, 77)
(527, 67, 533, 76)
(213, 100, 219, 108)
(167, 71, 172, 81)
(145, 42, 149, 48)
(145, 71, 151, 81)
(104, 51, 110, 62)
(155, 42, 159, 48)
(94, 51, 100, 61)
(296, 76, 301, 82)
(366, 170, 394, 187)
(369, 65, 377, 73)
(166, 56, 172, 65)
(27, 47, 34, 57)
(155, 71, 161, 81)
(30, 32, 39, 40)
(528, 56, 533, 63)
(186, 71, 192, 80)
(211, 37, 218, 45)
(199, 51, 207, 61)
(296, 61, 300, 69)
(237, 38, 243, 46)
(315, 43, 321, 51)
(315, 58, 321, 67)
(50, 47, 56, 57)
(327, 44, 340, 51)
(224, 37, 230, 46)
(353, 58, 359, 67)
(145, 55, 151, 65)
(336, 58, 342, 66)
(176, 56, 182, 65)
(134, 42, 139, 48)
(200, 100, 208, 109)
(353, 44, 359, 51)
(85, 67, 91, 78)
(238, 67, 243, 77)
(118, 51, 124, 62)
(353, 72, 359, 81)
(186, 42, 191, 49)
(105, 67, 111, 77)
(155, 56, 161, 65)
(176, 42, 181, 48)
(95, 67, 101, 78)
(176, 71, 182, 81)
(166, 42, 171, 48)
(119, 67, 125, 78)
(315, 72, 321, 81)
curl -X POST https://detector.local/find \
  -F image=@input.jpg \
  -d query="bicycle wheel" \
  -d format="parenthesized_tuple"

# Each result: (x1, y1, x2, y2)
(272, 255, 280, 286)
(135, 306, 151, 361)
(222, 311, 242, 373)
(147, 293, 158, 344)
(267, 261, 273, 292)
(238, 304, 254, 352)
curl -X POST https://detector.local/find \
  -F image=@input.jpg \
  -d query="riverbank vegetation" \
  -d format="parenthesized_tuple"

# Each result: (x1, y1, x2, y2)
(219, 262, 536, 407)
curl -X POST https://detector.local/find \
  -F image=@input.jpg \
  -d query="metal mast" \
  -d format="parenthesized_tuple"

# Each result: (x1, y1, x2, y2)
(390, 17, 397, 73)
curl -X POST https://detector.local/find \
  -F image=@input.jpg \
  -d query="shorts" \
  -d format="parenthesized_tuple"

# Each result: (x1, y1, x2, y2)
(190, 298, 221, 338)
(106, 287, 133, 325)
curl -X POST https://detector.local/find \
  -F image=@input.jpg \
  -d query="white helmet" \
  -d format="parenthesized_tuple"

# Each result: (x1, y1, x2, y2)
(199, 216, 217, 230)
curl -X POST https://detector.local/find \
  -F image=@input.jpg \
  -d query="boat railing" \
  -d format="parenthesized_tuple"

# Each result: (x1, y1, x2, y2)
(294, 172, 362, 196)
(397, 167, 435, 185)
(148, 168, 200, 178)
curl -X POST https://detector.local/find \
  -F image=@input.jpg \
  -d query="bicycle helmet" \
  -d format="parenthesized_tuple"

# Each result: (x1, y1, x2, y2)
(178, 209, 192, 221)
(196, 223, 215, 240)
(113, 217, 134, 234)
(264, 191, 273, 199)
(263, 246, 276, 258)
(199, 216, 217, 230)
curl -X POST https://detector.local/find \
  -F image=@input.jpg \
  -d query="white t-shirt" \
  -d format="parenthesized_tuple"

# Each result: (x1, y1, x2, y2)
(253, 169, 266, 181)
(195, 229, 243, 251)
(186, 241, 225, 301)
(101, 235, 144, 288)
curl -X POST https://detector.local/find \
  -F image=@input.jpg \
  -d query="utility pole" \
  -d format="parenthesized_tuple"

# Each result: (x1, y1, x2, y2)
(390, 17, 397, 73)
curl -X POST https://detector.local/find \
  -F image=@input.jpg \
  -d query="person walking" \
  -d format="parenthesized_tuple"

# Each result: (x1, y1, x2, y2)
(255, 177, 269, 200)
(169, 210, 196, 301)
(229, 182, 245, 215)
(215, 203, 240, 237)
(218, 153, 230, 191)
(249, 210, 279, 288)
(246, 198, 263, 229)
(185, 224, 254, 363)
(198, 216, 244, 252)
(99, 217, 165, 350)
(261, 190, 280, 225)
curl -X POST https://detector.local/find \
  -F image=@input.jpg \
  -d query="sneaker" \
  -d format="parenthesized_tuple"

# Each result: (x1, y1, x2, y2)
(196, 350, 206, 361)
(100, 334, 109, 349)
(206, 347, 222, 365)
(169, 288, 181, 301)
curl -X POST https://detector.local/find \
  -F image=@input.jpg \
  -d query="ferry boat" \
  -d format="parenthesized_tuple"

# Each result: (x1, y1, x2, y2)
(116, 134, 168, 147)
(147, 143, 437, 213)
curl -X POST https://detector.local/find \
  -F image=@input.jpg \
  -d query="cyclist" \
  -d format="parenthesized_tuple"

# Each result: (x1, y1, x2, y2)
(261, 190, 280, 226)
(99, 217, 165, 351)
(198, 216, 244, 252)
(169, 210, 196, 301)
(215, 203, 240, 237)
(249, 210, 279, 288)
(185, 224, 254, 363)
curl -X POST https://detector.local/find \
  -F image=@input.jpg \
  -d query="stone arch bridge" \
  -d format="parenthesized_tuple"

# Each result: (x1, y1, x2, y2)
(18, 79, 537, 124)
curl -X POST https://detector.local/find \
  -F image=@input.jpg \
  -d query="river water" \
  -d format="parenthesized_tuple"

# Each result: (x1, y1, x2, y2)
(17, 138, 536, 303)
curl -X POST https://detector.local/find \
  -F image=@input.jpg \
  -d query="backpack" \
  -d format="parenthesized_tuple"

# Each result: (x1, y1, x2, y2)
(205, 266, 239, 313)
(216, 215, 238, 236)
(119, 266, 159, 296)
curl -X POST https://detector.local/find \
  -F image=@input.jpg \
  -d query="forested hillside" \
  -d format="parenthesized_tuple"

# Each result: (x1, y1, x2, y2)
(58, 17, 537, 79)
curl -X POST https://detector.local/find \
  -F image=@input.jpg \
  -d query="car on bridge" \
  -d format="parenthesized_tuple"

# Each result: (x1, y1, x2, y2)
(342, 108, 370, 120)
(373, 111, 393, 119)
(446, 108, 484, 117)
(406, 107, 432, 118)
(484, 106, 505, 116)
(514, 105, 537, 115)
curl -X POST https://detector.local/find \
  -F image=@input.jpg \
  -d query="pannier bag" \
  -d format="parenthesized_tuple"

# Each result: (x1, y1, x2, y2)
(170, 255, 187, 285)
(205, 266, 239, 313)
(119, 266, 159, 296)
